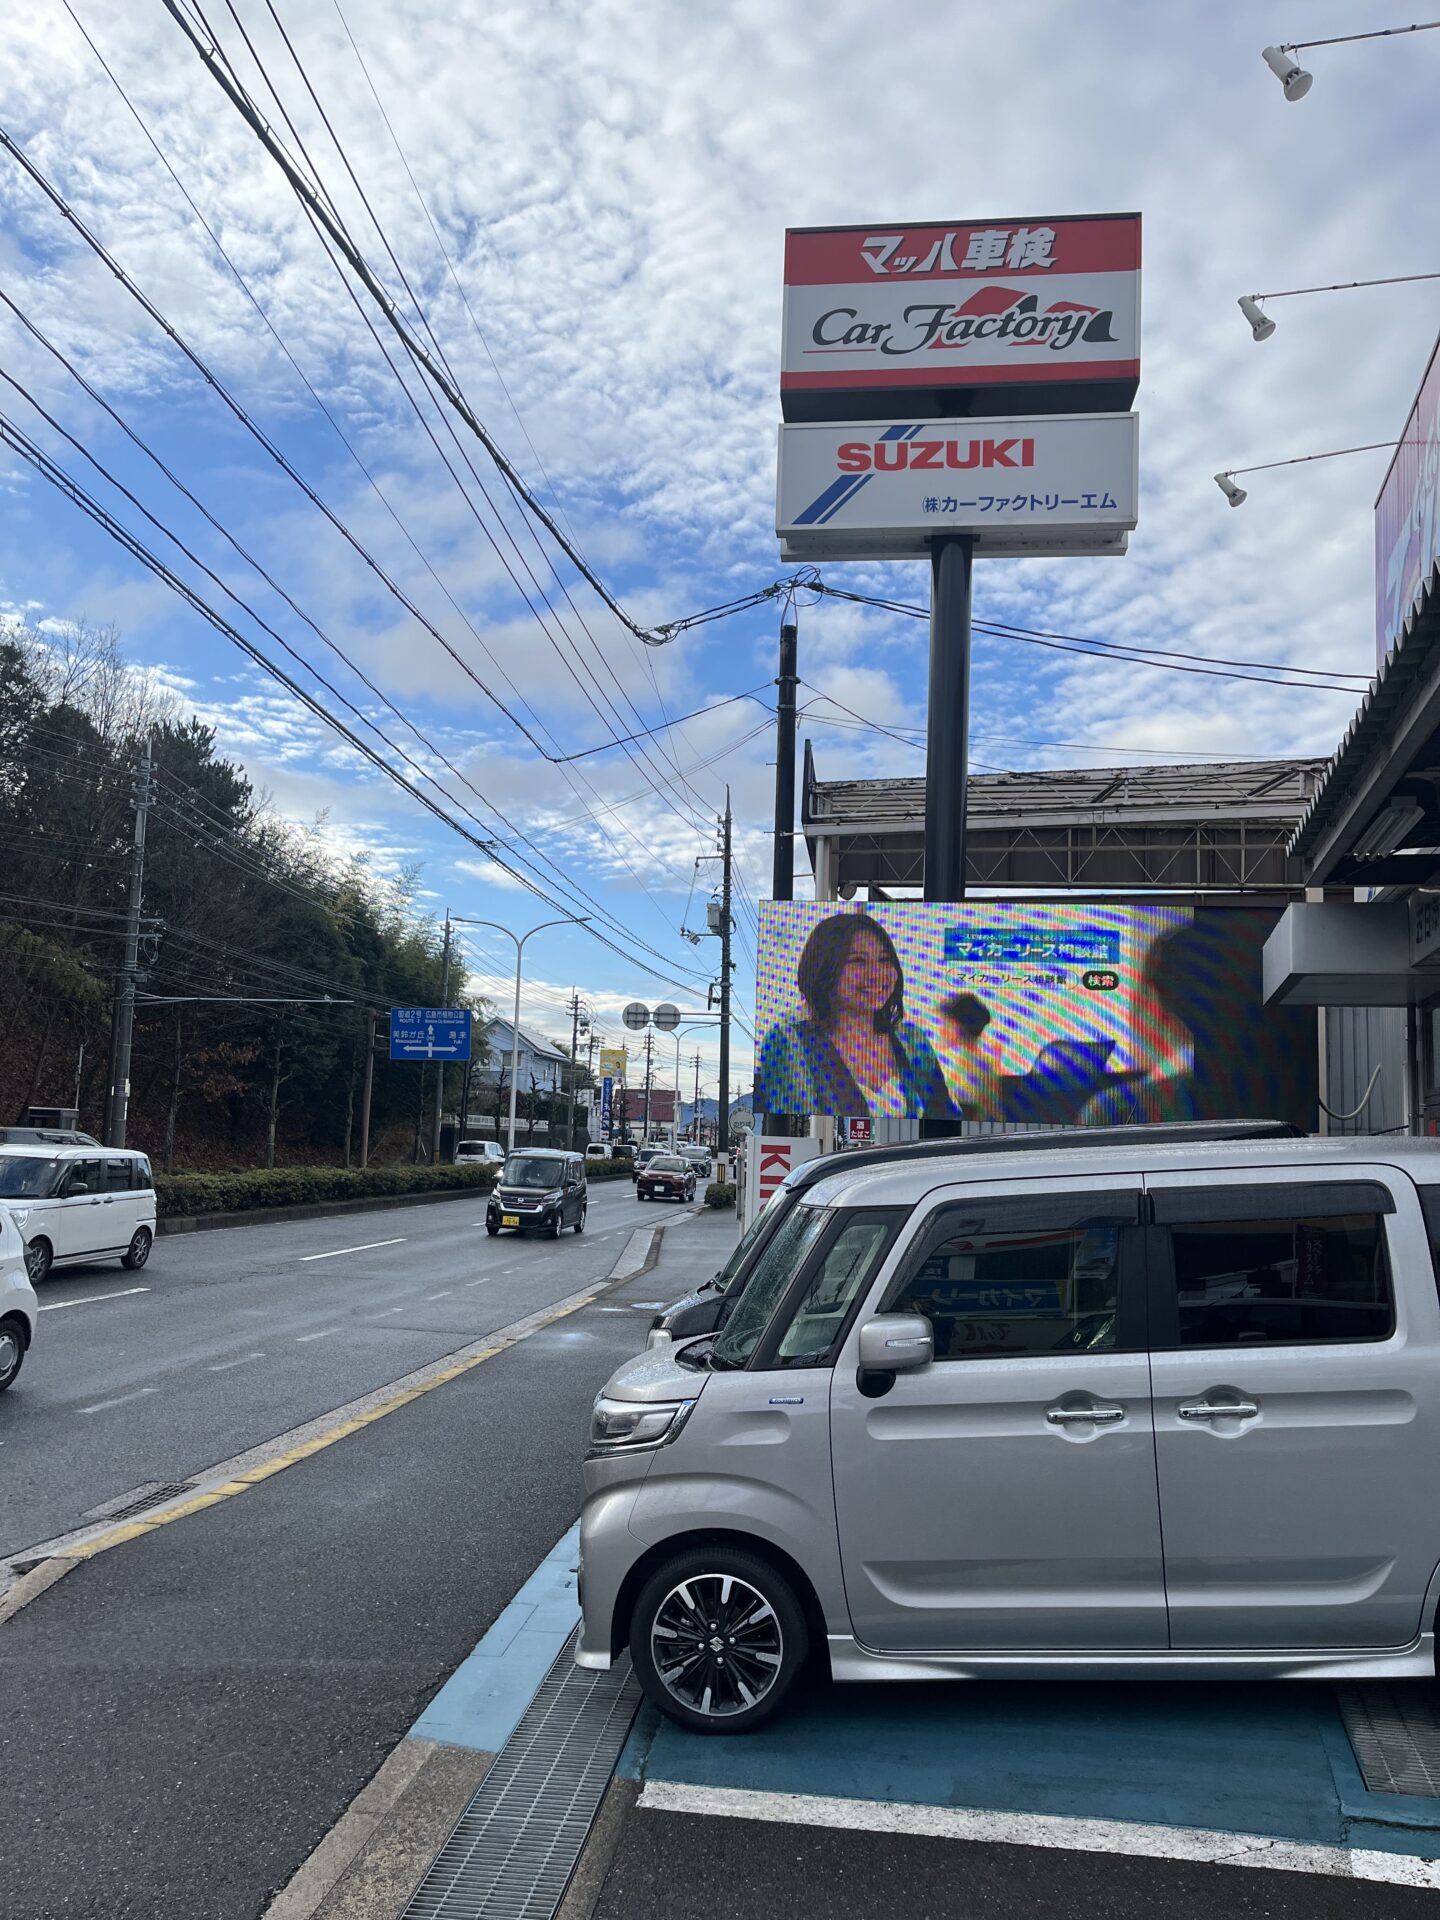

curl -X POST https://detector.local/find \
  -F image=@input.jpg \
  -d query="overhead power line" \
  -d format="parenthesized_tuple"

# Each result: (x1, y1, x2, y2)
(161, 0, 667, 650)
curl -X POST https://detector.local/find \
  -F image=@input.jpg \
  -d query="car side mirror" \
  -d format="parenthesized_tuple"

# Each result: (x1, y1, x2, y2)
(68, 1181, 89, 1195)
(857, 1313, 933, 1373)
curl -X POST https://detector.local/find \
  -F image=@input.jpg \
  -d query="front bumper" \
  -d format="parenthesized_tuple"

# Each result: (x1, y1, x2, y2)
(574, 1477, 645, 1673)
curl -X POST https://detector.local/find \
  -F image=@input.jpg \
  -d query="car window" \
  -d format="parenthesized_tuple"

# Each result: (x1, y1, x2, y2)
(773, 1216, 899, 1368)
(709, 1204, 833, 1370)
(132, 1158, 153, 1191)
(104, 1158, 134, 1194)
(888, 1197, 1133, 1360)
(0, 1155, 60, 1199)
(1160, 1206, 1393, 1348)
(650, 1158, 685, 1171)
(64, 1158, 102, 1196)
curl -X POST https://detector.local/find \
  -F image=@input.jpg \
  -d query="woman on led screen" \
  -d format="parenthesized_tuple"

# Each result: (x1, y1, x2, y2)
(755, 913, 957, 1120)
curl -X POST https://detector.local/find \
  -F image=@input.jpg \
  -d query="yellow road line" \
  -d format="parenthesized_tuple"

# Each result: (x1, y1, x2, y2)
(60, 1295, 595, 1565)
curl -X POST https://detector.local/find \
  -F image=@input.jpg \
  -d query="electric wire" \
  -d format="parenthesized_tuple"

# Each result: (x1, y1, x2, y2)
(161, 0, 667, 649)
(0, 410, 709, 995)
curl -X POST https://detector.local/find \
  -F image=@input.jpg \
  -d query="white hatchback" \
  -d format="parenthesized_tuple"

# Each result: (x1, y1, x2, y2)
(0, 1206, 37, 1392)
(0, 1144, 157, 1284)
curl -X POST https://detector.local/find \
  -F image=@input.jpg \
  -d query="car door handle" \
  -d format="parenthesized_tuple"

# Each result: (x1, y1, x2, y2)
(1178, 1400, 1259, 1421)
(1046, 1404, 1126, 1426)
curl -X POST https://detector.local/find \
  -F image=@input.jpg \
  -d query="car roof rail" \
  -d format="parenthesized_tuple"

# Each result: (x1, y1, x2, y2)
(791, 1119, 1306, 1189)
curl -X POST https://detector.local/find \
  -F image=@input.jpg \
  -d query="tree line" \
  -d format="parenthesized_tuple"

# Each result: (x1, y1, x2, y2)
(0, 620, 497, 1170)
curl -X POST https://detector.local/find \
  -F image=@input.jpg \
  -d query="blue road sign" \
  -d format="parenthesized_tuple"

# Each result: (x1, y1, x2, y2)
(389, 1007, 472, 1062)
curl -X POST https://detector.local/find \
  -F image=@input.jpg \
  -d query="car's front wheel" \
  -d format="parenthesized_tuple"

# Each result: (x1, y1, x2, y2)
(629, 1546, 808, 1734)
(121, 1227, 152, 1270)
(574, 1205, 586, 1234)
(0, 1315, 26, 1392)
(23, 1237, 52, 1286)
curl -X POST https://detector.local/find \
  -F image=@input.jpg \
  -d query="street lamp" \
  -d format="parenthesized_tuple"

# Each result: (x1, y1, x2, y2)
(671, 1023, 716, 1151)
(452, 915, 588, 1156)
(1237, 272, 1440, 342)
(1262, 22, 1440, 101)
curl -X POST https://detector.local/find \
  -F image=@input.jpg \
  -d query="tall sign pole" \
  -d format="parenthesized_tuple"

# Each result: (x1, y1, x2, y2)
(923, 536, 975, 904)
(772, 621, 798, 901)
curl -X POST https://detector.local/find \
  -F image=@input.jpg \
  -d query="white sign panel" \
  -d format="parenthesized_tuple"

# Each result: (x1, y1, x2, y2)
(782, 216, 1140, 418)
(776, 413, 1139, 560)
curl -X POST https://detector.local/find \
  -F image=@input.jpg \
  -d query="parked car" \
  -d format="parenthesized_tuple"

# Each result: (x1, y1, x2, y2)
(486, 1149, 587, 1237)
(0, 1126, 101, 1147)
(636, 1155, 696, 1203)
(575, 1125, 1433, 1733)
(585, 1144, 611, 1163)
(0, 1144, 157, 1284)
(455, 1139, 505, 1167)
(0, 1206, 37, 1392)
(645, 1120, 1306, 1349)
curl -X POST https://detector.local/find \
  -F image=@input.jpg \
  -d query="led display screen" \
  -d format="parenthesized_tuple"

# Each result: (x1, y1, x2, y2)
(754, 901, 1316, 1129)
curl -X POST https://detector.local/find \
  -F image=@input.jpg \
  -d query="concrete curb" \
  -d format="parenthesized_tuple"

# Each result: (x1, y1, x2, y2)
(157, 1183, 491, 1237)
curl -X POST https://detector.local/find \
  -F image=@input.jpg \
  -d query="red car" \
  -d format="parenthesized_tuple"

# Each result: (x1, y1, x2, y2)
(636, 1155, 696, 1203)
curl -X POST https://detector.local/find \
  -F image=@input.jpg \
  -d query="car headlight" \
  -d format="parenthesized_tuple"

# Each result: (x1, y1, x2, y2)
(587, 1393, 695, 1455)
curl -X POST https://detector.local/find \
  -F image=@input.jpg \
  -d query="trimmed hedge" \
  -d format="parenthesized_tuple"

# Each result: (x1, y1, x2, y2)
(704, 1181, 737, 1209)
(584, 1159, 635, 1182)
(154, 1162, 498, 1220)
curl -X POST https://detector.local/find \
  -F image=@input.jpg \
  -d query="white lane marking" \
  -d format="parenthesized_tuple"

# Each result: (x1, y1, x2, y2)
(370, 1307, 406, 1316)
(295, 1328, 341, 1343)
(38, 1287, 150, 1313)
(79, 1387, 159, 1416)
(635, 1782, 1436, 1884)
(299, 1237, 406, 1263)
(464, 1278, 489, 1287)
(207, 1352, 265, 1371)
(426, 1290, 453, 1300)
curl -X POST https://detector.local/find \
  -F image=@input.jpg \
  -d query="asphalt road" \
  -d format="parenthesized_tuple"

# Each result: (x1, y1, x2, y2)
(0, 1179, 710, 1563)
(0, 1203, 724, 1920)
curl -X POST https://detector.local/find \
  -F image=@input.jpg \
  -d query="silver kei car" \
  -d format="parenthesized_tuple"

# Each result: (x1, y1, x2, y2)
(576, 1132, 1440, 1732)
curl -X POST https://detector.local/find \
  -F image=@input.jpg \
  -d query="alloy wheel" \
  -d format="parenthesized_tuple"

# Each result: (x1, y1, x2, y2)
(649, 1572, 784, 1720)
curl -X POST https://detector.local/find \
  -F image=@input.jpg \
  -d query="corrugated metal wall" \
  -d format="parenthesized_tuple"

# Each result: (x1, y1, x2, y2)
(1323, 1006, 1412, 1135)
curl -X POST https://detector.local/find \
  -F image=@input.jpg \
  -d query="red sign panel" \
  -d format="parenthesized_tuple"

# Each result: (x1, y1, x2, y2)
(782, 214, 1141, 421)
(1375, 329, 1440, 662)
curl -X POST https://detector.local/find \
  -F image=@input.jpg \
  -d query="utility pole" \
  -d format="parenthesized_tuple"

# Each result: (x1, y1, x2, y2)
(430, 912, 451, 1164)
(693, 1051, 701, 1141)
(642, 1030, 654, 1139)
(718, 788, 734, 1161)
(566, 988, 582, 1151)
(106, 735, 153, 1149)
(359, 1009, 378, 1168)
(772, 621, 798, 901)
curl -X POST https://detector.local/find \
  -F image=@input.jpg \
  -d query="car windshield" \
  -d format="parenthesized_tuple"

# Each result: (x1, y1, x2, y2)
(650, 1158, 685, 1171)
(713, 1182, 790, 1295)
(503, 1156, 562, 1189)
(458, 1142, 488, 1153)
(0, 1154, 59, 1198)
(709, 1203, 833, 1369)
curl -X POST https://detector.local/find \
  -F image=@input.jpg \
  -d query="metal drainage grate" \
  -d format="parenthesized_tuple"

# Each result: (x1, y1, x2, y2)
(1338, 1684, 1440, 1797)
(81, 1482, 196, 1524)
(401, 1631, 639, 1920)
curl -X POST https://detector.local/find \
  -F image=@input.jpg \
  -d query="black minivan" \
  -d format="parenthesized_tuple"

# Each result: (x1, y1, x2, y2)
(486, 1148, 587, 1237)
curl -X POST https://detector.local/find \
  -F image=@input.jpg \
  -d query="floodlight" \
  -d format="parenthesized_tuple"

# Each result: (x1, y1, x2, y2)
(1214, 472, 1248, 507)
(1238, 295, 1277, 341)
(1263, 45, 1313, 99)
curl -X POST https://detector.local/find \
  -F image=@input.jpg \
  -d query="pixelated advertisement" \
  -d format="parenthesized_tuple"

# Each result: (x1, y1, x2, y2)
(754, 901, 1315, 1128)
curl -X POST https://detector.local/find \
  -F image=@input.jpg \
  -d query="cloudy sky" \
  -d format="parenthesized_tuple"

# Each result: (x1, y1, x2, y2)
(0, 0, 1435, 1090)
